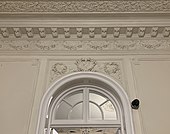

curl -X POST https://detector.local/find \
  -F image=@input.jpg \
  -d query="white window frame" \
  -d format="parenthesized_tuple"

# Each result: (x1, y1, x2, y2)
(49, 85, 121, 125)
(36, 72, 135, 134)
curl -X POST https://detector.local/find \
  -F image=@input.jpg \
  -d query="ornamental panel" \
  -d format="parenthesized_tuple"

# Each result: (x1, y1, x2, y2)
(47, 58, 124, 87)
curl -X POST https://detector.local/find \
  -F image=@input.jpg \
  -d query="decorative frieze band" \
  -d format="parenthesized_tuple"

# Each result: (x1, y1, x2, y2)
(48, 58, 122, 86)
(0, 27, 170, 39)
(0, 39, 170, 52)
(0, 1, 170, 13)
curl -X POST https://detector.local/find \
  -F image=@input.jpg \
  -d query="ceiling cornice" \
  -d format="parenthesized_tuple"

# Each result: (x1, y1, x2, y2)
(0, 0, 170, 55)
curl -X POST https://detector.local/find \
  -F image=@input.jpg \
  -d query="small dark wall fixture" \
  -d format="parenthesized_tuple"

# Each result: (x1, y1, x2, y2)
(131, 99, 140, 110)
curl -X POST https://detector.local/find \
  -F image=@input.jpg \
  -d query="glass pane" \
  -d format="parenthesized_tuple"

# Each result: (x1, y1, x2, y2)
(101, 101, 117, 120)
(89, 92, 106, 105)
(65, 91, 83, 106)
(55, 90, 83, 120)
(55, 101, 72, 119)
(69, 102, 83, 119)
(89, 102, 102, 120)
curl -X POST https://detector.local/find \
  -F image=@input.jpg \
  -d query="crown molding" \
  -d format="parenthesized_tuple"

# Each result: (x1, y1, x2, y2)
(1, 18, 170, 26)
(0, 0, 170, 55)
(1, 25, 169, 55)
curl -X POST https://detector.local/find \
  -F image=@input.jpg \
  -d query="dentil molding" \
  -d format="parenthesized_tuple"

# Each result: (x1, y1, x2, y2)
(0, 0, 170, 13)
(0, 27, 170, 39)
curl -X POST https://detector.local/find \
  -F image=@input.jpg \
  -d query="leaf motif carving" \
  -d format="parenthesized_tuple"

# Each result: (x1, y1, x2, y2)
(49, 59, 122, 85)
(104, 62, 121, 80)
(50, 63, 68, 82)
(140, 40, 167, 49)
(63, 41, 83, 50)
(87, 41, 109, 50)
(75, 58, 97, 71)
(35, 40, 58, 50)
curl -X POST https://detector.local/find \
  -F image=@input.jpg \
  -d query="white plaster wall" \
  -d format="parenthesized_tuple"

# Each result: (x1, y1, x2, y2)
(0, 55, 170, 134)
(132, 58, 170, 134)
(0, 59, 39, 134)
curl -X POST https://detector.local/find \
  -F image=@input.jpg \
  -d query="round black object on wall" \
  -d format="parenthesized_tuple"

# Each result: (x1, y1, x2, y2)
(131, 99, 140, 110)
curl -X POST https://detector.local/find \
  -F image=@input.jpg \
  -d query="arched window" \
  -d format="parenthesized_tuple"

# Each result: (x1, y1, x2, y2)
(36, 72, 134, 134)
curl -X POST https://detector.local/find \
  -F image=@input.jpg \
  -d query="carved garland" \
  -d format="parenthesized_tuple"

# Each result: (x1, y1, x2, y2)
(0, 1, 170, 13)
(0, 39, 170, 51)
(49, 58, 122, 85)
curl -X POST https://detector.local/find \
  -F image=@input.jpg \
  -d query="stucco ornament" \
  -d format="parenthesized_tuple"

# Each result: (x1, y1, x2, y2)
(104, 62, 121, 79)
(87, 41, 110, 50)
(3, 40, 30, 50)
(140, 40, 168, 49)
(114, 40, 139, 50)
(50, 63, 68, 82)
(75, 58, 97, 71)
(0, 40, 3, 49)
(0, 1, 170, 13)
(48, 58, 123, 86)
(35, 40, 58, 50)
(0, 39, 170, 52)
(63, 41, 83, 50)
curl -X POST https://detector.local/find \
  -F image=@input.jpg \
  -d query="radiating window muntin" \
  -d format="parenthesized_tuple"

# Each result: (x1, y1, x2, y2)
(89, 90, 117, 120)
(55, 90, 83, 120)
(50, 85, 120, 124)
